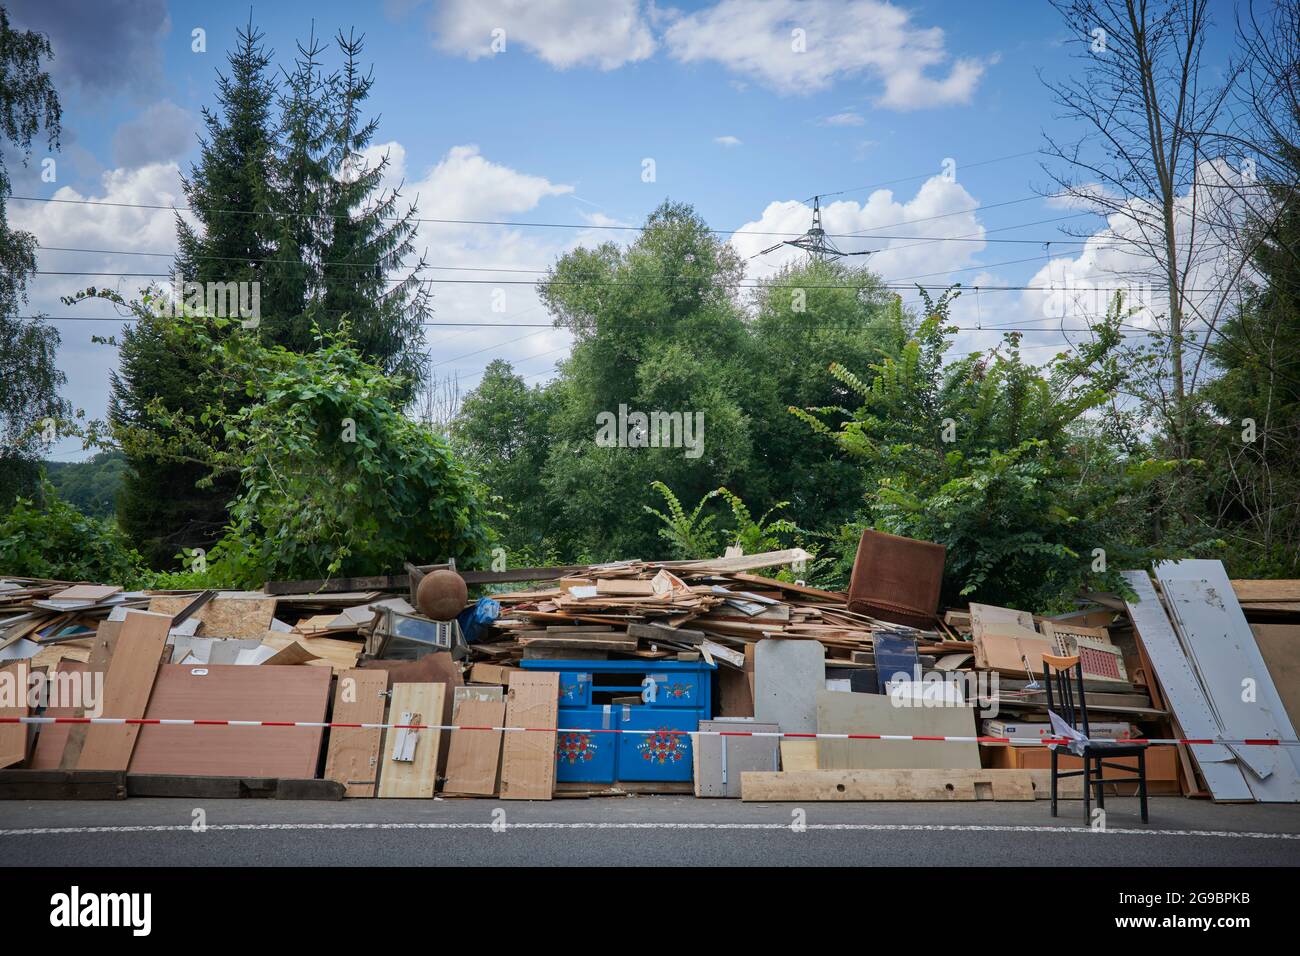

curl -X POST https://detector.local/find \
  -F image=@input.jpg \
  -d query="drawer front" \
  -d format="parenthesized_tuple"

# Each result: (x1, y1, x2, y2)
(616, 710, 700, 781)
(556, 672, 593, 706)
(554, 707, 617, 783)
(638, 671, 704, 709)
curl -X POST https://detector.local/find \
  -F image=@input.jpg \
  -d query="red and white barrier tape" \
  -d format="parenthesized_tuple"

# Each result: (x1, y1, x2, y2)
(2, 716, 1298, 748)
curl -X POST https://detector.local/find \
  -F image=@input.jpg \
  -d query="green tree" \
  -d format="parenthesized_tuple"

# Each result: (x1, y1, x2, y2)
(271, 29, 431, 393)
(0, 7, 66, 508)
(451, 359, 559, 556)
(536, 200, 755, 559)
(794, 292, 1184, 608)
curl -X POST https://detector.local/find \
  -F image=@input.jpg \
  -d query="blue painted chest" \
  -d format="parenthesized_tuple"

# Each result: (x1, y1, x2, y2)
(520, 659, 715, 783)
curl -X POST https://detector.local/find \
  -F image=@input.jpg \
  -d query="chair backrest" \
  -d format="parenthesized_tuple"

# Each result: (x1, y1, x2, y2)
(1042, 653, 1090, 736)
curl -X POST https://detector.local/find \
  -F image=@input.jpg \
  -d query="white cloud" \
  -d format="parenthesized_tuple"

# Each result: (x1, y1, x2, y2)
(11, 162, 191, 459)
(663, 0, 989, 107)
(733, 175, 986, 284)
(820, 111, 865, 126)
(433, 0, 656, 70)
(714, 135, 743, 147)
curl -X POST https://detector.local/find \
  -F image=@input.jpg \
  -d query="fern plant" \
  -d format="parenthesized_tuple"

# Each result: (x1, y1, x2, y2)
(716, 487, 795, 554)
(643, 480, 721, 559)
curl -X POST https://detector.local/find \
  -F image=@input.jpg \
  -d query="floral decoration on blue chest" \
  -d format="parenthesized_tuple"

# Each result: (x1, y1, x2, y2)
(520, 659, 715, 783)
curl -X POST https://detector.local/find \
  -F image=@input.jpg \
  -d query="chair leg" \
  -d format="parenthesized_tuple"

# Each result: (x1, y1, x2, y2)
(1095, 757, 1105, 810)
(1139, 751, 1149, 824)
(1050, 748, 1058, 818)
(1083, 758, 1091, 823)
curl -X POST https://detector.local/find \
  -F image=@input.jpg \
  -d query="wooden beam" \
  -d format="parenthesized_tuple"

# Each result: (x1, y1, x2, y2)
(741, 769, 1037, 802)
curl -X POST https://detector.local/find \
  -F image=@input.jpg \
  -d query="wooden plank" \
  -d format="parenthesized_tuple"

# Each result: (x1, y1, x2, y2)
(77, 611, 171, 771)
(128, 665, 331, 778)
(324, 669, 387, 797)
(29, 660, 90, 770)
(1232, 580, 1300, 603)
(0, 769, 126, 800)
(499, 671, 558, 800)
(59, 619, 121, 769)
(469, 662, 521, 685)
(741, 769, 1037, 802)
(376, 683, 444, 798)
(443, 698, 506, 795)
(0, 661, 29, 768)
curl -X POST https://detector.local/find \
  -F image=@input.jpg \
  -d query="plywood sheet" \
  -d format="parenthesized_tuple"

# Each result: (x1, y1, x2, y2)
(1121, 570, 1253, 801)
(0, 661, 29, 768)
(78, 611, 171, 771)
(377, 682, 444, 798)
(754, 638, 824, 733)
(1251, 624, 1300, 730)
(30, 660, 90, 770)
(499, 671, 558, 800)
(816, 690, 980, 770)
(780, 738, 818, 772)
(324, 668, 387, 797)
(147, 594, 276, 639)
(60, 619, 121, 769)
(260, 632, 360, 672)
(443, 698, 506, 795)
(128, 664, 331, 778)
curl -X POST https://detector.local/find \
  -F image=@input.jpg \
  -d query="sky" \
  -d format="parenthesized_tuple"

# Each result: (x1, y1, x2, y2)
(4, 0, 1248, 461)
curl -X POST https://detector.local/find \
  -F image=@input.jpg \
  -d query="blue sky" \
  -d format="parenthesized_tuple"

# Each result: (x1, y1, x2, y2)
(5, 0, 1245, 460)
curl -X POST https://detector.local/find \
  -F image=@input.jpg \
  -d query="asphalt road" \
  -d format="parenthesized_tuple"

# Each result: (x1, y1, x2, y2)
(2, 795, 1299, 866)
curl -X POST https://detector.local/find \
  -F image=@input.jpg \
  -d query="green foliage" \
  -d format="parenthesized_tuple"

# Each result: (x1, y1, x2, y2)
(451, 360, 559, 556)
(43, 451, 127, 518)
(0, 10, 66, 508)
(0, 483, 150, 585)
(715, 487, 795, 554)
(108, 21, 432, 564)
(118, 309, 491, 587)
(794, 290, 1186, 609)
(644, 481, 722, 559)
(455, 203, 909, 562)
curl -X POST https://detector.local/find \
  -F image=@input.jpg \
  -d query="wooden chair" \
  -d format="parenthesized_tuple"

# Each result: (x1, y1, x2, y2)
(1043, 653, 1149, 823)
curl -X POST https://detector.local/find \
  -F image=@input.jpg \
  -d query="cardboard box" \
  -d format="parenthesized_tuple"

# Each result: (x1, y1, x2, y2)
(980, 742, 1180, 794)
(983, 719, 1134, 745)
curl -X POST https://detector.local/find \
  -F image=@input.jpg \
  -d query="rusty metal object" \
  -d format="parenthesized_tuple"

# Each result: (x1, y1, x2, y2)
(415, 569, 468, 621)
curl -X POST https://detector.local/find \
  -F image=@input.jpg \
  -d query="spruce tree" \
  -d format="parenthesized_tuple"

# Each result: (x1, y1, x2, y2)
(111, 20, 275, 564)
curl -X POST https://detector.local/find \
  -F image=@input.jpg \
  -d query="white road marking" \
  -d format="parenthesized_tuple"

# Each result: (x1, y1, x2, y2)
(1, 821, 1297, 839)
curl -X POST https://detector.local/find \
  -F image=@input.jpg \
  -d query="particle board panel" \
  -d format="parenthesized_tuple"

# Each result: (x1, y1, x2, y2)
(147, 594, 276, 639)
(1251, 624, 1300, 730)
(77, 611, 171, 771)
(29, 660, 91, 770)
(741, 768, 1037, 802)
(1156, 560, 1300, 801)
(1120, 569, 1254, 801)
(0, 661, 29, 768)
(128, 664, 331, 778)
(443, 698, 506, 796)
(816, 690, 981, 771)
(754, 638, 825, 734)
(376, 683, 444, 798)
(499, 671, 558, 800)
(324, 668, 388, 797)
(59, 619, 121, 769)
